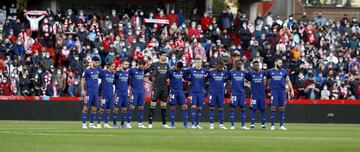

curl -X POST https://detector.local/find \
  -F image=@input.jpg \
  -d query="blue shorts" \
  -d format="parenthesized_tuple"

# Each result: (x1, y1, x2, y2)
(209, 93, 225, 107)
(190, 91, 205, 107)
(116, 93, 129, 108)
(271, 89, 287, 107)
(130, 92, 144, 106)
(100, 95, 115, 110)
(169, 90, 186, 106)
(230, 94, 246, 107)
(85, 91, 99, 107)
(250, 95, 266, 111)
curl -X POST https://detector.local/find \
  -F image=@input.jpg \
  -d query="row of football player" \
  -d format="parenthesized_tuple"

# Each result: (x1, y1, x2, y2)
(80, 53, 294, 130)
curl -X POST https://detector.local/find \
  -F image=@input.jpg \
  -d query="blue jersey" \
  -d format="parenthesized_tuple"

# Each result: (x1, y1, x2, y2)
(167, 69, 185, 92)
(99, 69, 114, 96)
(184, 68, 207, 93)
(128, 68, 144, 93)
(245, 70, 267, 97)
(114, 70, 129, 96)
(82, 68, 100, 92)
(207, 70, 228, 94)
(267, 69, 288, 90)
(228, 70, 247, 95)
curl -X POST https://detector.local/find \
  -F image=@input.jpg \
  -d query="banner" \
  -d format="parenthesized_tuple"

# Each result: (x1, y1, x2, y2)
(144, 18, 169, 24)
(0, 9, 6, 25)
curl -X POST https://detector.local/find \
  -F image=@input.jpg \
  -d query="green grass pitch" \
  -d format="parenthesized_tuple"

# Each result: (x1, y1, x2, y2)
(0, 121, 359, 152)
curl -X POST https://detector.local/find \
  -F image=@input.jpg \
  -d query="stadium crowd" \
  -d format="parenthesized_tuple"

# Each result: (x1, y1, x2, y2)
(0, 3, 359, 100)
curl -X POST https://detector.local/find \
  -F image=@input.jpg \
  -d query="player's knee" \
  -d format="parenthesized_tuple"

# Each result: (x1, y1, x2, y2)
(182, 105, 188, 110)
(121, 108, 127, 113)
(170, 106, 176, 110)
(138, 106, 144, 111)
(113, 107, 118, 113)
(129, 106, 135, 110)
(150, 105, 156, 110)
(229, 104, 236, 109)
(191, 105, 197, 110)
(90, 106, 97, 112)
(150, 101, 157, 106)
(218, 107, 224, 110)
(279, 107, 285, 111)
(270, 106, 277, 111)
(209, 106, 215, 110)
(82, 106, 89, 112)
(239, 106, 245, 110)
(99, 108, 105, 113)
(160, 101, 167, 107)
(106, 109, 111, 114)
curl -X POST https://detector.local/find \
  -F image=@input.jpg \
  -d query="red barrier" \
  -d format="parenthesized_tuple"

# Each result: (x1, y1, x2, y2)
(0, 96, 359, 105)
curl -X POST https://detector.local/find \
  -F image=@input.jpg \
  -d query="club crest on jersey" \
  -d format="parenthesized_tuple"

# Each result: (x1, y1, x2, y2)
(280, 72, 282, 75)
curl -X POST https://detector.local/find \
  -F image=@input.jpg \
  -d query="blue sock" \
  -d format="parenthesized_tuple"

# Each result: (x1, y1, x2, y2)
(191, 109, 196, 125)
(170, 110, 175, 126)
(112, 112, 118, 125)
(90, 112, 96, 123)
(97, 112, 103, 124)
(250, 110, 256, 125)
(81, 112, 87, 124)
(104, 112, 110, 124)
(219, 109, 224, 125)
(138, 110, 143, 123)
(121, 112, 126, 125)
(270, 111, 276, 126)
(229, 109, 235, 126)
(209, 109, 215, 124)
(280, 111, 284, 126)
(182, 110, 188, 127)
(240, 109, 246, 127)
(127, 110, 133, 123)
(261, 110, 266, 125)
(196, 109, 201, 126)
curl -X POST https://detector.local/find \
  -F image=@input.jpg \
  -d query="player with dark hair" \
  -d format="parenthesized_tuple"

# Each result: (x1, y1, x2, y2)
(245, 61, 268, 129)
(268, 58, 294, 130)
(127, 60, 148, 128)
(167, 62, 188, 128)
(184, 58, 207, 129)
(113, 60, 130, 128)
(146, 51, 171, 129)
(228, 60, 250, 130)
(81, 56, 100, 129)
(207, 61, 229, 129)
(96, 61, 116, 128)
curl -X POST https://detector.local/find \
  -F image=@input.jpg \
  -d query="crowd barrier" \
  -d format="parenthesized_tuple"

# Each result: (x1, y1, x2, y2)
(0, 96, 359, 123)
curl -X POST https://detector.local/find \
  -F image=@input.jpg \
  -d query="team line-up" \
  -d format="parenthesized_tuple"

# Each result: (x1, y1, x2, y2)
(81, 51, 294, 130)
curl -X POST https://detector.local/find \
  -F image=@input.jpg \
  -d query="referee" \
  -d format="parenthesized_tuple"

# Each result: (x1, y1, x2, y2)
(145, 51, 171, 128)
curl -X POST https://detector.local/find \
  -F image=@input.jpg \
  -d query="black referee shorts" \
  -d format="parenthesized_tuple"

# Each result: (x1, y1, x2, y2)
(151, 89, 168, 102)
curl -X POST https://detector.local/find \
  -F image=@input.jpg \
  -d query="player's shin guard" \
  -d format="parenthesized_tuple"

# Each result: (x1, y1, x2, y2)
(250, 110, 256, 125)
(196, 109, 201, 126)
(182, 110, 188, 127)
(209, 109, 215, 124)
(219, 109, 224, 125)
(270, 110, 276, 126)
(81, 111, 87, 124)
(112, 113, 118, 125)
(90, 111, 96, 123)
(97, 111, 103, 124)
(121, 112, 126, 125)
(229, 109, 235, 126)
(260, 110, 266, 125)
(161, 107, 167, 125)
(104, 112, 110, 124)
(127, 110, 133, 123)
(138, 110, 143, 124)
(191, 109, 196, 125)
(240, 109, 246, 127)
(170, 110, 175, 126)
(148, 106, 155, 124)
(279, 111, 284, 126)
